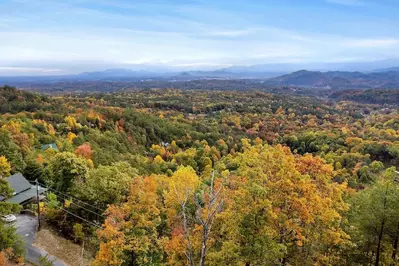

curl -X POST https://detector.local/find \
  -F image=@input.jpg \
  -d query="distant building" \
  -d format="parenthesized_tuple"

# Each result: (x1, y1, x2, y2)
(161, 141, 170, 148)
(1, 173, 47, 205)
(41, 143, 58, 151)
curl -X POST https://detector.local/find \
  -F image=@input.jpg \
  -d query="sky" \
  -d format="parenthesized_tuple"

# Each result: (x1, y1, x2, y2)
(1, 0, 399, 75)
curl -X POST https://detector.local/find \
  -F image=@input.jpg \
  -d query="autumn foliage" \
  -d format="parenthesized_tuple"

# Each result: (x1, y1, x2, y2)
(93, 145, 351, 265)
(1, 86, 399, 265)
(75, 143, 92, 159)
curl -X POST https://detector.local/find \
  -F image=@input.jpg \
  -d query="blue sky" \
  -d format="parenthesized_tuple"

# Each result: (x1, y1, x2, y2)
(1, 0, 399, 74)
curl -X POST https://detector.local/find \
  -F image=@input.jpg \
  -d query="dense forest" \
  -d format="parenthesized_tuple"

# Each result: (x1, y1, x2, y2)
(1, 85, 399, 265)
(330, 89, 399, 105)
(12, 78, 399, 108)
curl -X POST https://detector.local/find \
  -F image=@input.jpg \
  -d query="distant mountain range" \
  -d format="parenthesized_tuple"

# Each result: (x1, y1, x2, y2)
(374, 66, 399, 72)
(1, 66, 399, 90)
(0, 68, 285, 83)
(264, 69, 399, 89)
(219, 59, 399, 73)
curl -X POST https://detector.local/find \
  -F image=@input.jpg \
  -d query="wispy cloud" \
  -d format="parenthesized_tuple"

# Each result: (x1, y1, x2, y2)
(1, 0, 399, 74)
(205, 30, 253, 37)
(344, 38, 399, 48)
(0, 66, 61, 74)
(326, 0, 366, 6)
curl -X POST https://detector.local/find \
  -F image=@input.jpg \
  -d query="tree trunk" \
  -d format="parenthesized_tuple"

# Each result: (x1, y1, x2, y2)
(375, 218, 385, 266)
(199, 234, 207, 266)
(392, 222, 399, 263)
(130, 251, 138, 266)
(182, 208, 194, 266)
(376, 183, 389, 266)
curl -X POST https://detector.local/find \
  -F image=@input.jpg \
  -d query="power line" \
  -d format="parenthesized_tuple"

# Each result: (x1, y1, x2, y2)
(43, 199, 101, 228)
(37, 182, 107, 213)
(39, 182, 106, 213)
(44, 189, 106, 219)
(40, 184, 106, 218)
(57, 206, 101, 228)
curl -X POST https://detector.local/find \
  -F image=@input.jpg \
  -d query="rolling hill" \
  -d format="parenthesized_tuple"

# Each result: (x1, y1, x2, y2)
(2, 67, 399, 91)
(329, 89, 399, 105)
(265, 69, 399, 89)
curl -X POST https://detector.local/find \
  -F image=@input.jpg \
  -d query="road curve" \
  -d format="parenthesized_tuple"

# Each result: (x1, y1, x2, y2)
(14, 214, 67, 266)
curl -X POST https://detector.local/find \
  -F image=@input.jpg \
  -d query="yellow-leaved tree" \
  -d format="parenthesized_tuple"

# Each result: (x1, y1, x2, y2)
(209, 142, 350, 266)
(94, 176, 164, 266)
(164, 166, 200, 266)
(0, 156, 11, 178)
(164, 166, 224, 266)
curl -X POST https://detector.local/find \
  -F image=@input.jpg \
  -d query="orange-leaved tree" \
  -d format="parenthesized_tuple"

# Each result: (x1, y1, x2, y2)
(94, 176, 164, 266)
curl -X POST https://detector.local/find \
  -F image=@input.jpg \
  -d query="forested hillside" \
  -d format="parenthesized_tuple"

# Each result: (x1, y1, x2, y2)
(330, 89, 399, 105)
(265, 70, 399, 89)
(1, 85, 399, 265)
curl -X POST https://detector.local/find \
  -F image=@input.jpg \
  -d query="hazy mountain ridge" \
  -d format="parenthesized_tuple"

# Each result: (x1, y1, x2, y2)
(1, 65, 399, 90)
(265, 69, 399, 88)
(0, 68, 286, 85)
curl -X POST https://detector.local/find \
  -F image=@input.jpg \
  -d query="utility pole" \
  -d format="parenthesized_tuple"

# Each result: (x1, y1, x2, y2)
(81, 238, 85, 266)
(36, 179, 41, 231)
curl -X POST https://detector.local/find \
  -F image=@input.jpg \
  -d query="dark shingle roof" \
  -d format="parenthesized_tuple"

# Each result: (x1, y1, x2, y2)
(3, 173, 48, 204)
(6, 186, 47, 204)
(6, 173, 31, 195)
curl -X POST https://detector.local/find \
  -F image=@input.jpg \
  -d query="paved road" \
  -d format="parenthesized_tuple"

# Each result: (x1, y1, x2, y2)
(14, 214, 67, 266)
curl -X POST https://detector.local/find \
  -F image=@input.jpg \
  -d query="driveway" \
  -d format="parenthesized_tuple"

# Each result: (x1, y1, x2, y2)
(14, 214, 67, 266)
